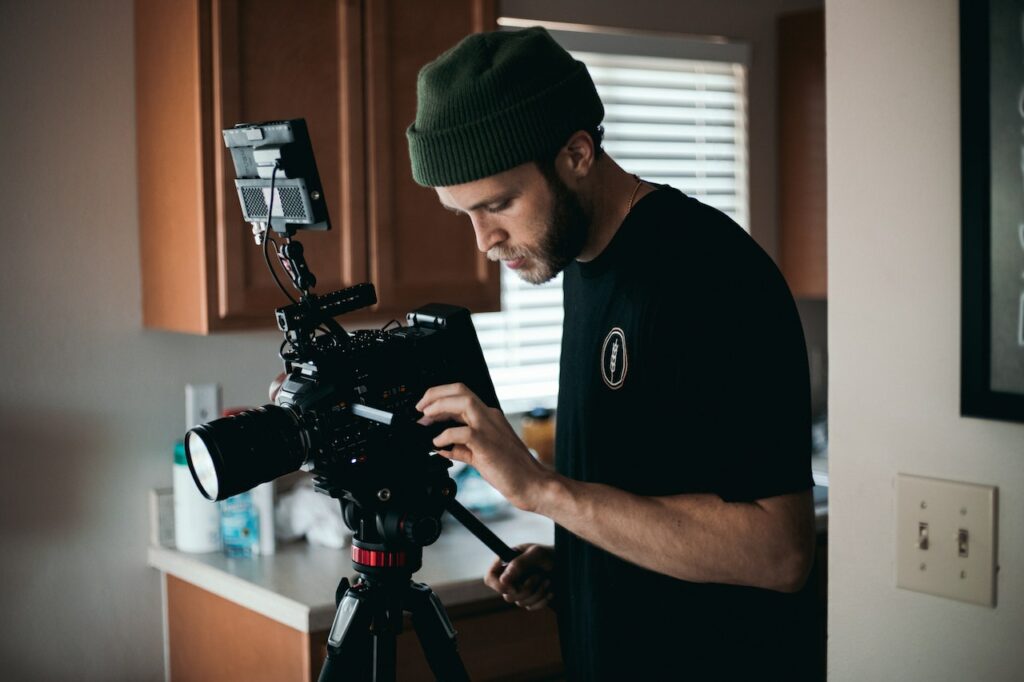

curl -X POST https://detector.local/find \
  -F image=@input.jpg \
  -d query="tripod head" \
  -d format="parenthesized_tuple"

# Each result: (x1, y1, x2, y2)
(319, 455, 520, 682)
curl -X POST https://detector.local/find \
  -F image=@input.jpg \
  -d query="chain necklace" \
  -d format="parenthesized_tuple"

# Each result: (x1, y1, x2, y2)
(627, 174, 644, 212)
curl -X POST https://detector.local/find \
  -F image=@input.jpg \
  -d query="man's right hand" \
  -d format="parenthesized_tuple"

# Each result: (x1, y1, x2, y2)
(484, 544, 554, 611)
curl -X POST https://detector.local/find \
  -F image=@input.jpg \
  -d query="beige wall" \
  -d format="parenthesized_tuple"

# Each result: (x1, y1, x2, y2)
(827, 0, 1024, 678)
(0, 0, 821, 679)
(0, 2, 281, 678)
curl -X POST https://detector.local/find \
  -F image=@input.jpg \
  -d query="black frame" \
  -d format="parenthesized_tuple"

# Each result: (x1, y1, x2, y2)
(960, 0, 1024, 422)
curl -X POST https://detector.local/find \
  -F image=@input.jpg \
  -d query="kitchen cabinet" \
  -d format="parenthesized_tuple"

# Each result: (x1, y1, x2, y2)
(135, 0, 500, 334)
(777, 8, 827, 299)
(165, 575, 562, 681)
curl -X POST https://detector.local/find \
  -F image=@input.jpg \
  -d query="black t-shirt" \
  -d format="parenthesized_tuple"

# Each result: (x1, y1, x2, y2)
(553, 186, 816, 680)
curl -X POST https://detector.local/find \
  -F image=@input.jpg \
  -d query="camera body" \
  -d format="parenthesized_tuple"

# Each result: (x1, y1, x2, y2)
(185, 291, 498, 513)
(184, 118, 501, 555)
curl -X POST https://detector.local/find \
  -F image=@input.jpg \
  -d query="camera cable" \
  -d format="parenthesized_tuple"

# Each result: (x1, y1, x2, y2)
(262, 161, 299, 305)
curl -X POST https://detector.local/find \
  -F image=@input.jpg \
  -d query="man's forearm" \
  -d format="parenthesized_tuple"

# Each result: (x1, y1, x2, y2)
(531, 474, 814, 592)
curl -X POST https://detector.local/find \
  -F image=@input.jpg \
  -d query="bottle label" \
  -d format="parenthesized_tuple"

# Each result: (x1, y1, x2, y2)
(220, 492, 260, 557)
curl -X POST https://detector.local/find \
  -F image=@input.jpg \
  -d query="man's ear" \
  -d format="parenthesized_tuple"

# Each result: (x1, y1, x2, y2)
(557, 130, 596, 180)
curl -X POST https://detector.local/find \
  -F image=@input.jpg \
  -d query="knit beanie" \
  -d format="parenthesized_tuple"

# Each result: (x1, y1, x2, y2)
(407, 26, 604, 187)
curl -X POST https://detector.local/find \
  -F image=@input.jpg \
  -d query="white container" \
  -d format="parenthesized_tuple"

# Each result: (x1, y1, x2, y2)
(173, 441, 221, 552)
(252, 481, 276, 555)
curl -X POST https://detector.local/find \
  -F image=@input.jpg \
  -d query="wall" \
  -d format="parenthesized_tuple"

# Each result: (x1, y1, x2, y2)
(827, 0, 1024, 679)
(0, 2, 282, 679)
(0, 0, 822, 679)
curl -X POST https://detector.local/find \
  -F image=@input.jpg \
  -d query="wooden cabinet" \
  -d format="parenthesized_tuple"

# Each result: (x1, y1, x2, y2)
(165, 575, 563, 681)
(136, 0, 500, 334)
(778, 8, 827, 299)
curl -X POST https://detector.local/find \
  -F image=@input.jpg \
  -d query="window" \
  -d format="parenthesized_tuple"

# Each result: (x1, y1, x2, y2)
(475, 22, 750, 414)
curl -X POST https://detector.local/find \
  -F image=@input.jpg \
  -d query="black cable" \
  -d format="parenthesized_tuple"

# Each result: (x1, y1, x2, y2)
(381, 319, 402, 331)
(262, 163, 298, 304)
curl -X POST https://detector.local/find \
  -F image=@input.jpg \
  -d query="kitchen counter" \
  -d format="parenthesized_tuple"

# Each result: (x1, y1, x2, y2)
(149, 464, 827, 680)
(147, 500, 554, 633)
(149, 453, 829, 633)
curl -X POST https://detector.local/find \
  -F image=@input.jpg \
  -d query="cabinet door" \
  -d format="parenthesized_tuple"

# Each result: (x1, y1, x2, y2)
(136, 0, 367, 333)
(214, 0, 368, 326)
(137, 0, 216, 333)
(778, 8, 827, 299)
(363, 0, 501, 317)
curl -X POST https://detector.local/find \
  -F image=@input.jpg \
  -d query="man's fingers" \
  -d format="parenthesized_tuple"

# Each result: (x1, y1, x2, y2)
(416, 383, 474, 412)
(503, 575, 539, 601)
(432, 425, 473, 450)
(419, 395, 478, 426)
(500, 548, 553, 588)
(522, 545, 555, 571)
(484, 546, 554, 610)
(437, 444, 472, 466)
(517, 580, 552, 606)
(523, 593, 555, 611)
(486, 557, 505, 582)
(515, 581, 554, 609)
(500, 561, 525, 586)
(505, 577, 546, 602)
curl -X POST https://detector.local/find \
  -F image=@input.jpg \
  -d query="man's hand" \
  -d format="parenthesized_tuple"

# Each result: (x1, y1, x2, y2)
(416, 383, 553, 511)
(484, 544, 554, 611)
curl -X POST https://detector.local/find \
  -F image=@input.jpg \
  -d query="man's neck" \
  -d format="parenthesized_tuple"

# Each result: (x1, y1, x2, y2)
(576, 158, 654, 262)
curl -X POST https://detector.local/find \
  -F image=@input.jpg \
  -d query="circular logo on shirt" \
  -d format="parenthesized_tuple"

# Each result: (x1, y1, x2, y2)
(600, 327, 628, 390)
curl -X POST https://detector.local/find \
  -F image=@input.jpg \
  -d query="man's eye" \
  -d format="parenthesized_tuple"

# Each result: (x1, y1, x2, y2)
(487, 200, 511, 213)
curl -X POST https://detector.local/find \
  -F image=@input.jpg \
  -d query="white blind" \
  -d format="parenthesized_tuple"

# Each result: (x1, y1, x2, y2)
(474, 32, 749, 414)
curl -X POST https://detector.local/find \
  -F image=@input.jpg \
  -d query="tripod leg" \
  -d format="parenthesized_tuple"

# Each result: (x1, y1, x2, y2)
(319, 580, 374, 682)
(406, 582, 471, 682)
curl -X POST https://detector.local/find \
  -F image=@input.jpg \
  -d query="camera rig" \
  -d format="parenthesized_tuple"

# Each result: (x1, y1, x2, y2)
(185, 119, 521, 682)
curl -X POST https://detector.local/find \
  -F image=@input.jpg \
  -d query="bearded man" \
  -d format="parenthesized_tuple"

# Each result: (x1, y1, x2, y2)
(409, 27, 817, 680)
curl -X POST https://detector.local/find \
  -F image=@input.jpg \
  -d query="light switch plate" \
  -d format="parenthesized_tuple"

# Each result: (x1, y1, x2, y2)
(896, 474, 997, 607)
(185, 383, 221, 430)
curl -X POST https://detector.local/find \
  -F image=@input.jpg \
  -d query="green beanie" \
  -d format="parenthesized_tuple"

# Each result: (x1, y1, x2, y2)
(407, 26, 604, 187)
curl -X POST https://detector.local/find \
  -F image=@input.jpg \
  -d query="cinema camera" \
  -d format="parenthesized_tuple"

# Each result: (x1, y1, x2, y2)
(183, 119, 518, 682)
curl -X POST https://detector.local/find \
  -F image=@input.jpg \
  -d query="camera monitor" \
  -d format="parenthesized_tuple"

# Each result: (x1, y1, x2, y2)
(222, 119, 330, 235)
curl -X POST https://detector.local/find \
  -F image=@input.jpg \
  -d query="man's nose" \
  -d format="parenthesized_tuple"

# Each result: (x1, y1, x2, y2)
(470, 215, 505, 253)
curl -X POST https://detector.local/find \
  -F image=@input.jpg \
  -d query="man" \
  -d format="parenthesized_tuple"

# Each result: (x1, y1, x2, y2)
(408, 27, 817, 679)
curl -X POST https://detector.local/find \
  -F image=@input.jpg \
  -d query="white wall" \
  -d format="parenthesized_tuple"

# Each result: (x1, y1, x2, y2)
(827, 0, 1024, 679)
(0, 0, 823, 679)
(0, 2, 282, 679)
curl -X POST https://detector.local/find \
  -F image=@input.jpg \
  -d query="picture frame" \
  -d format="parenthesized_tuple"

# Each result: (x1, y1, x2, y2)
(960, 0, 1024, 423)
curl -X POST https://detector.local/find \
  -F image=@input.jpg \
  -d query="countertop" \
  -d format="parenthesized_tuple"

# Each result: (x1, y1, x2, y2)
(149, 456, 828, 633)
(148, 501, 553, 633)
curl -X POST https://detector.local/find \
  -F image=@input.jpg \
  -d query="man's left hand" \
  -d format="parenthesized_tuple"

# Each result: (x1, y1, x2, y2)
(416, 383, 552, 511)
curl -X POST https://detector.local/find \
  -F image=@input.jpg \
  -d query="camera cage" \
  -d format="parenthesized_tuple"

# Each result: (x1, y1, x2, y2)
(218, 117, 515, 535)
(207, 117, 523, 679)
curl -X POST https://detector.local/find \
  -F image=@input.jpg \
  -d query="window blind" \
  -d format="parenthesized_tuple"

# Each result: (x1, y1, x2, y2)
(474, 30, 750, 414)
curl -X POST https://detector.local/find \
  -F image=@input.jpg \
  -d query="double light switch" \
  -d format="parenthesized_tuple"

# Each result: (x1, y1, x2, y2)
(896, 474, 997, 607)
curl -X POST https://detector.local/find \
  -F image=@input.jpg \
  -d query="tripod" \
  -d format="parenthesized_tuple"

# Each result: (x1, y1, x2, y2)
(317, 471, 519, 682)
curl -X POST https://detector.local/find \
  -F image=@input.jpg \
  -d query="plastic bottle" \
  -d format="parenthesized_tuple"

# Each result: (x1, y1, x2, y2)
(173, 440, 221, 552)
(252, 481, 275, 555)
(219, 492, 259, 558)
(218, 407, 276, 556)
(521, 407, 556, 468)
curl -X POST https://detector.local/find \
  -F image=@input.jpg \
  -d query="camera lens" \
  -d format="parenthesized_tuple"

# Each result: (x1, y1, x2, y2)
(186, 430, 221, 500)
(184, 405, 308, 501)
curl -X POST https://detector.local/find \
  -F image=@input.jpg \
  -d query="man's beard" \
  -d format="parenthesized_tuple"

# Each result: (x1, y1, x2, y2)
(488, 168, 589, 285)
